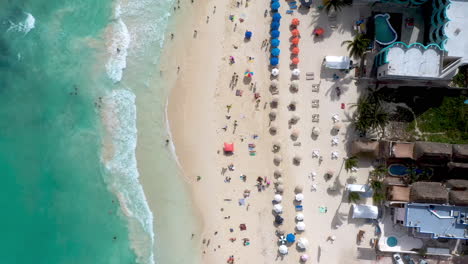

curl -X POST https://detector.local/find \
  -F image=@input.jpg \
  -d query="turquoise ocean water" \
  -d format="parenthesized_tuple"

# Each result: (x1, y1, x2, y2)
(0, 0, 179, 263)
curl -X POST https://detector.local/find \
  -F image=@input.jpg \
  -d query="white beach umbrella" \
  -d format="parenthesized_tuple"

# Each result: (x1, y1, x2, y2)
(332, 114, 340, 122)
(332, 136, 339, 145)
(292, 68, 301, 76)
(274, 169, 283, 177)
(294, 185, 304, 193)
(312, 150, 320, 158)
(278, 245, 288, 254)
(331, 151, 339, 159)
(273, 155, 282, 164)
(301, 254, 309, 261)
(291, 80, 299, 88)
(271, 68, 280, 76)
(271, 79, 279, 87)
(276, 177, 283, 184)
(295, 193, 304, 202)
(290, 114, 300, 124)
(312, 127, 320, 136)
(296, 222, 306, 231)
(297, 237, 309, 249)
(296, 213, 305, 221)
(274, 194, 283, 202)
(273, 204, 283, 213)
(276, 184, 284, 193)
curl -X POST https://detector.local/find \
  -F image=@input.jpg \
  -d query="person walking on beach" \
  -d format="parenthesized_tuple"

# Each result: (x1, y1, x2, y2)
(226, 104, 232, 112)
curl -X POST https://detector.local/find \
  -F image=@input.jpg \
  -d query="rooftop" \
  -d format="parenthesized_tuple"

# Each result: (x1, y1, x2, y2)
(405, 203, 468, 239)
(385, 43, 442, 78)
(444, 0, 468, 60)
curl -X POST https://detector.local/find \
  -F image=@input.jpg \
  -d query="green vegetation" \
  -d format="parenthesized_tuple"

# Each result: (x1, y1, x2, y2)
(369, 164, 386, 180)
(345, 156, 358, 172)
(323, 0, 351, 14)
(351, 88, 389, 137)
(452, 66, 467, 87)
(342, 34, 371, 59)
(408, 96, 468, 144)
(348, 191, 361, 203)
(370, 176, 386, 204)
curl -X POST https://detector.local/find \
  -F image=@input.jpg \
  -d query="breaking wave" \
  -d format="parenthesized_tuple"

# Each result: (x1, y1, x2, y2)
(8, 12, 35, 34)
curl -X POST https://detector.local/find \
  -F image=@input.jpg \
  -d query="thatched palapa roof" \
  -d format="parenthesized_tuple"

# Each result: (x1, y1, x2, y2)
(452, 144, 468, 162)
(392, 142, 415, 159)
(446, 179, 468, 190)
(410, 182, 448, 204)
(351, 140, 379, 157)
(387, 186, 410, 202)
(449, 191, 468, 206)
(414, 142, 452, 162)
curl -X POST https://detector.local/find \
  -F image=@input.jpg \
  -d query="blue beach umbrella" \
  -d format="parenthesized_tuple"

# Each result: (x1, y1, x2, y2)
(271, 48, 280, 56)
(271, 2, 280, 10)
(270, 38, 280, 47)
(286, 233, 296, 243)
(272, 13, 282, 21)
(271, 30, 280, 38)
(271, 0, 279, 2)
(245, 31, 252, 39)
(271, 21, 280, 30)
(270, 57, 279, 66)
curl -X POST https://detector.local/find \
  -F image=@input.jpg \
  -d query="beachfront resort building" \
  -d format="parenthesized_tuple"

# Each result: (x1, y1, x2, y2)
(357, 0, 468, 83)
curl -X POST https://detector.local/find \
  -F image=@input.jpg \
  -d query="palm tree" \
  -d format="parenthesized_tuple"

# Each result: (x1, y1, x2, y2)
(342, 34, 371, 59)
(348, 191, 361, 203)
(323, 0, 351, 14)
(345, 156, 358, 172)
(372, 192, 385, 204)
(370, 164, 387, 180)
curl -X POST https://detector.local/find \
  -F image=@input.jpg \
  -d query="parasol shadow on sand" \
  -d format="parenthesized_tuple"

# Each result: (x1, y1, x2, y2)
(273, 155, 283, 166)
(270, 96, 279, 109)
(269, 125, 278, 136)
(272, 140, 281, 153)
(293, 155, 302, 166)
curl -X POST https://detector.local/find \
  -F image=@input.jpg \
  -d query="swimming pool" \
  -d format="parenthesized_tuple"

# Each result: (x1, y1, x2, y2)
(387, 236, 398, 247)
(388, 164, 408, 177)
(374, 13, 398, 45)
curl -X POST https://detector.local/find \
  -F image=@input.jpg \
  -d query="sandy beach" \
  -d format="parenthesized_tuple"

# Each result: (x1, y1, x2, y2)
(165, 1, 378, 263)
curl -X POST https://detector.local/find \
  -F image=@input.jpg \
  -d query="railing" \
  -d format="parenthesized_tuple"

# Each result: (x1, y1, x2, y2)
(439, 58, 463, 78)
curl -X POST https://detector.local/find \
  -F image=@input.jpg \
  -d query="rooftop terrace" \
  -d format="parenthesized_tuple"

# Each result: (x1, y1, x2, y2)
(405, 203, 468, 239)
(444, 0, 468, 60)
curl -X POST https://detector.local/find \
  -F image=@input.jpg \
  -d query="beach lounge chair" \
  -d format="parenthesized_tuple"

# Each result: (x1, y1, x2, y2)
(311, 99, 319, 108)
(311, 81, 320, 92)
(312, 114, 319, 122)
(286, 10, 294, 14)
(295, 205, 303, 211)
(290, 5, 298, 9)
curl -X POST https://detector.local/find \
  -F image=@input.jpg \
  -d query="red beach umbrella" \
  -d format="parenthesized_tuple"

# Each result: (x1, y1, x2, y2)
(313, 27, 325, 36)
(291, 29, 300, 36)
(291, 37, 300, 45)
(291, 18, 300, 26)
(224, 142, 234, 152)
(291, 57, 300, 65)
(292, 47, 300, 54)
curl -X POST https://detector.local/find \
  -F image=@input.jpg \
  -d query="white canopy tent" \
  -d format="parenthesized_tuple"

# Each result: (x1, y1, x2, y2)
(345, 184, 370, 193)
(352, 204, 379, 219)
(324, 56, 351, 69)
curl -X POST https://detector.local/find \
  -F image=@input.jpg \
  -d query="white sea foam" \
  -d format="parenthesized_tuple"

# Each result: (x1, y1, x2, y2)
(102, 89, 155, 264)
(105, 5, 131, 83)
(8, 12, 35, 34)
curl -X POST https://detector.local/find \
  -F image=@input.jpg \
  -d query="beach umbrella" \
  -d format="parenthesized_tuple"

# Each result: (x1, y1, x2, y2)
(272, 141, 281, 153)
(244, 70, 254, 78)
(276, 177, 283, 185)
(296, 222, 306, 231)
(276, 184, 284, 193)
(271, 68, 279, 76)
(270, 125, 278, 135)
(290, 80, 299, 89)
(292, 68, 300, 76)
(291, 37, 300, 45)
(312, 127, 321, 136)
(269, 110, 277, 121)
(301, 254, 310, 262)
(270, 97, 279, 108)
(291, 129, 299, 140)
(295, 185, 303, 193)
(331, 151, 339, 159)
(273, 204, 283, 213)
(274, 194, 283, 202)
(271, 30, 280, 38)
(333, 123, 342, 131)
(291, 18, 300, 26)
(271, 21, 280, 30)
(271, 2, 281, 10)
(270, 57, 279, 66)
(286, 233, 296, 243)
(274, 169, 282, 177)
(270, 79, 279, 87)
(297, 237, 309, 249)
(245, 31, 252, 39)
(313, 27, 325, 36)
(271, 0, 279, 2)
(295, 193, 304, 201)
(272, 13, 282, 21)
(292, 57, 300, 65)
(271, 48, 280, 56)
(296, 213, 305, 221)
(291, 29, 300, 36)
(275, 215, 284, 224)
(290, 114, 300, 124)
(273, 154, 282, 164)
(293, 155, 302, 165)
(326, 170, 335, 176)
(271, 38, 280, 47)
(292, 47, 300, 54)
(332, 114, 340, 122)
(278, 245, 288, 254)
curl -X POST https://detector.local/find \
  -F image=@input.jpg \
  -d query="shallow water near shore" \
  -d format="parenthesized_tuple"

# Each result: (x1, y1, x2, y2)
(0, 0, 198, 263)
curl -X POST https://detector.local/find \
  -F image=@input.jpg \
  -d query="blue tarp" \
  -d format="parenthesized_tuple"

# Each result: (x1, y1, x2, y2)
(270, 38, 280, 47)
(271, 22, 280, 30)
(286, 233, 296, 243)
(270, 57, 279, 65)
(271, 48, 280, 56)
(245, 31, 252, 39)
(271, 2, 280, 10)
(271, 30, 280, 38)
(272, 13, 282, 21)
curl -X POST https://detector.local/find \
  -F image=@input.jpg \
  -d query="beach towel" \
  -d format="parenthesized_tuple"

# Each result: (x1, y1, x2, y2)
(319, 206, 328, 213)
